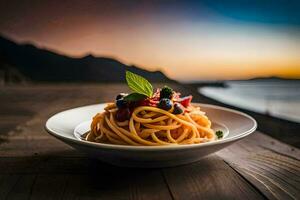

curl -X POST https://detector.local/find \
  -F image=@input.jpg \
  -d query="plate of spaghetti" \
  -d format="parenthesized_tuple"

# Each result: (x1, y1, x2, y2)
(45, 71, 257, 167)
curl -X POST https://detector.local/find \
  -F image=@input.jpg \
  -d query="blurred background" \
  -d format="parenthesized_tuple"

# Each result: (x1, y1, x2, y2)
(0, 0, 299, 131)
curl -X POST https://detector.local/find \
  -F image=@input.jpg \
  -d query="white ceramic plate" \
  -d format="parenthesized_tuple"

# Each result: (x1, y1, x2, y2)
(45, 103, 257, 168)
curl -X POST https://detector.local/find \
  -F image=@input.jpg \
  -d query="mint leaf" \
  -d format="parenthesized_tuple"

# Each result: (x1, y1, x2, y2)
(126, 71, 153, 97)
(123, 93, 147, 101)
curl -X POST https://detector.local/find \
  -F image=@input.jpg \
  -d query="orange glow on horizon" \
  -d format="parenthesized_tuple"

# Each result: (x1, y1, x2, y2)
(1, 1, 299, 81)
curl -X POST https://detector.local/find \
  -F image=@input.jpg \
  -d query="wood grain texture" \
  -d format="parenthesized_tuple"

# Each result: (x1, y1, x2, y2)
(162, 156, 265, 200)
(0, 84, 299, 200)
(217, 132, 300, 200)
(0, 157, 173, 200)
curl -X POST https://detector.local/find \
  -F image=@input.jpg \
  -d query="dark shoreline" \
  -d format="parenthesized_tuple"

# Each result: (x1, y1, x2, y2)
(184, 83, 300, 148)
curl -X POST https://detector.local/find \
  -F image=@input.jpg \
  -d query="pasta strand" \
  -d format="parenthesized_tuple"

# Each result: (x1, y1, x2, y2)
(88, 104, 216, 145)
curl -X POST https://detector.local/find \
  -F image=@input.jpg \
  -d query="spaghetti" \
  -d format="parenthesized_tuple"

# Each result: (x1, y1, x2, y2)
(85, 71, 220, 146)
(86, 103, 216, 146)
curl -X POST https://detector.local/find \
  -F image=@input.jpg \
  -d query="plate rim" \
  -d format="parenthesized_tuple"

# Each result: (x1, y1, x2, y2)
(45, 103, 257, 151)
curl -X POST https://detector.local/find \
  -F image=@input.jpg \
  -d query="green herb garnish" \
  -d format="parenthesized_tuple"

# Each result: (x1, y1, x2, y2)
(126, 71, 153, 98)
(216, 130, 223, 139)
(123, 93, 147, 101)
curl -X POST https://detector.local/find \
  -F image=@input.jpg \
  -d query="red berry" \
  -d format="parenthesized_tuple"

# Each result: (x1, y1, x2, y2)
(149, 99, 159, 105)
(116, 108, 131, 122)
(179, 95, 192, 107)
(138, 99, 150, 106)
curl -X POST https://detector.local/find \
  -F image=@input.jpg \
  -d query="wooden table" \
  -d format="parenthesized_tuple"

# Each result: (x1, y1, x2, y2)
(1, 84, 299, 200)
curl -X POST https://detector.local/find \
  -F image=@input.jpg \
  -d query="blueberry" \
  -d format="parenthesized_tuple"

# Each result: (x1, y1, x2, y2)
(116, 98, 127, 108)
(158, 98, 173, 111)
(116, 108, 131, 122)
(173, 103, 184, 114)
(116, 93, 128, 100)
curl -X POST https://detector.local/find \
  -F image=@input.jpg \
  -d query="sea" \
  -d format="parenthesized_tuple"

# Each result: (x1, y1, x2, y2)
(199, 80, 300, 123)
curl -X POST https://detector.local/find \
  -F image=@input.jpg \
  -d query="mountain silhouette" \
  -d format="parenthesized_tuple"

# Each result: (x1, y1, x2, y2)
(0, 36, 172, 83)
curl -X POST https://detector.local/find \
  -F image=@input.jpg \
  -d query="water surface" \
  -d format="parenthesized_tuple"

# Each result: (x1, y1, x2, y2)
(199, 80, 300, 123)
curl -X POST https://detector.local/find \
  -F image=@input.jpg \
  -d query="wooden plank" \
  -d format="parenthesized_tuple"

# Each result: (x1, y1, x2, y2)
(60, 170, 171, 200)
(0, 138, 77, 157)
(4, 174, 36, 200)
(0, 157, 172, 200)
(238, 131, 300, 160)
(217, 132, 300, 200)
(29, 174, 69, 200)
(162, 155, 265, 200)
(0, 174, 21, 199)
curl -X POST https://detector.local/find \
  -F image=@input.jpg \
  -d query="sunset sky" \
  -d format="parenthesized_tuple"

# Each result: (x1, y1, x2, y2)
(0, 0, 299, 81)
